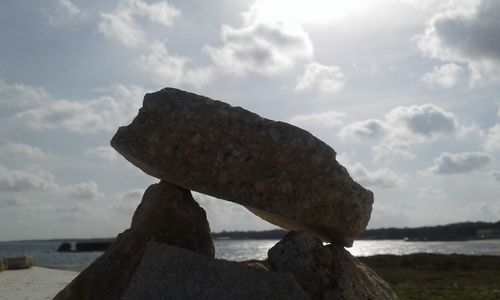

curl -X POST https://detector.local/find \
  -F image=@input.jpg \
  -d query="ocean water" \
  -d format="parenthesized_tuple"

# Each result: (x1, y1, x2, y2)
(0, 239, 499, 272)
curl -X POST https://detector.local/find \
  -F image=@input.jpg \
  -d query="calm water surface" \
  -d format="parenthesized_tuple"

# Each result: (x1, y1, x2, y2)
(0, 239, 499, 271)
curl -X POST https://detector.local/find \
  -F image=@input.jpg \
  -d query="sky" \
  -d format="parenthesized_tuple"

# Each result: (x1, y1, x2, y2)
(0, 0, 499, 241)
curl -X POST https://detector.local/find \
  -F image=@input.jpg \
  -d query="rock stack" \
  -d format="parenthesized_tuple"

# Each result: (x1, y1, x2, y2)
(55, 88, 397, 300)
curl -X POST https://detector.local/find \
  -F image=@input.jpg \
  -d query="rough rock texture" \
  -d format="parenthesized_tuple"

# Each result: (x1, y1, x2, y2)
(267, 231, 398, 300)
(3, 256, 35, 270)
(111, 88, 373, 246)
(122, 241, 310, 300)
(54, 181, 214, 300)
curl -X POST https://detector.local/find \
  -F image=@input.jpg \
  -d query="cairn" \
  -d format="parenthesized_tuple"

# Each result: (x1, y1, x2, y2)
(55, 88, 398, 300)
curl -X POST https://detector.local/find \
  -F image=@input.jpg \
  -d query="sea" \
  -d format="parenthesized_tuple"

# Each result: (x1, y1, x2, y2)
(1, 239, 499, 272)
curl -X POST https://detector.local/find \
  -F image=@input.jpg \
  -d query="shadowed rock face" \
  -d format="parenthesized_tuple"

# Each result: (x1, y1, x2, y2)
(111, 88, 373, 246)
(54, 182, 214, 300)
(122, 242, 310, 300)
(267, 232, 399, 300)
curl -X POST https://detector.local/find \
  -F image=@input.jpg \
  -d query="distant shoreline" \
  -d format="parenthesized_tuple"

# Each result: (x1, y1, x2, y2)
(2, 220, 499, 243)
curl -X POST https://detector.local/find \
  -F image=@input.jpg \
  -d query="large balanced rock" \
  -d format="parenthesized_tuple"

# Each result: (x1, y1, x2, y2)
(55, 181, 214, 300)
(111, 88, 373, 246)
(267, 231, 398, 300)
(122, 241, 310, 300)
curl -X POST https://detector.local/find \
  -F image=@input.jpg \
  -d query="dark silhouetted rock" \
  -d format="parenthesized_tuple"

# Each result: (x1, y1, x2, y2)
(57, 243, 72, 252)
(267, 232, 398, 300)
(122, 241, 310, 300)
(4, 256, 35, 270)
(54, 181, 214, 300)
(75, 242, 111, 252)
(111, 88, 373, 246)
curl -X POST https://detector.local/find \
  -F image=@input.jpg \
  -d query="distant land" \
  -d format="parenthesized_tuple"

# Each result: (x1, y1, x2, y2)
(7, 221, 500, 245)
(212, 221, 500, 241)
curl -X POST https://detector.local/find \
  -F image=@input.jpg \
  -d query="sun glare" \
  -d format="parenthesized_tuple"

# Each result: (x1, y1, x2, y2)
(252, 0, 380, 24)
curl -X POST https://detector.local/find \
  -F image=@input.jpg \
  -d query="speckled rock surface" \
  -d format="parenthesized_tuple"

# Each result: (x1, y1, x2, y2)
(122, 241, 310, 300)
(54, 181, 214, 300)
(267, 231, 398, 300)
(111, 88, 373, 246)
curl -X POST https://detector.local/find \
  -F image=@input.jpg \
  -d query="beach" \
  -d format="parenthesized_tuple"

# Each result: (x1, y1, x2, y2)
(0, 267, 77, 300)
(2, 253, 500, 299)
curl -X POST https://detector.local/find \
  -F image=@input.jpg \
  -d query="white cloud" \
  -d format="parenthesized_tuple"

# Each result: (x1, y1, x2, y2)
(418, 186, 446, 199)
(205, 20, 313, 76)
(421, 63, 464, 88)
(372, 143, 414, 161)
(63, 181, 103, 200)
(347, 162, 403, 188)
(99, 11, 145, 48)
(428, 151, 493, 174)
(0, 79, 49, 109)
(0, 196, 32, 207)
(14, 84, 145, 134)
(289, 111, 345, 129)
(98, 0, 180, 48)
(0, 165, 57, 192)
(338, 119, 387, 141)
(98, 1, 212, 88)
(113, 188, 144, 215)
(0, 164, 105, 200)
(466, 201, 500, 221)
(484, 123, 500, 153)
(491, 170, 500, 181)
(85, 146, 118, 161)
(339, 104, 460, 161)
(47, 0, 81, 25)
(295, 62, 345, 93)
(134, 41, 213, 88)
(385, 104, 459, 138)
(416, 0, 500, 84)
(1, 142, 46, 158)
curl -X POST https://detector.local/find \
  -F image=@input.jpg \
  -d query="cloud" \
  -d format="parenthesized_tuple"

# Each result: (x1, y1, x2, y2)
(0, 165, 57, 192)
(205, 20, 313, 76)
(1, 142, 46, 158)
(466, 201, 500, 221)
(385, 104, 459, 138)
(85, 146, 118, 161)
(47, 0, 81, 25)
(113, 188, 144, 214)
(14, 84, 145, 134)
(338, 119, 387, 141)
(347, 162, 403, 188)
(418, 186, 446, 199)
(421, 63, 464, 88)
(63, 181, 103, 200)
(134, 41, 213, 88)
(98, 0, 180, 48)
(339, 104, 460, 161)
(371, 143, 414, 161)
(428, 152, 493, 174)
(0, 79, 49, 109)
(289, 111, 345, 129)
(491, 170, 500, 181)
(484, 123, 500, 153)
(295, 62, 345, 93)
(0, 196, 32, 207)
(416, 0, 500, 83)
